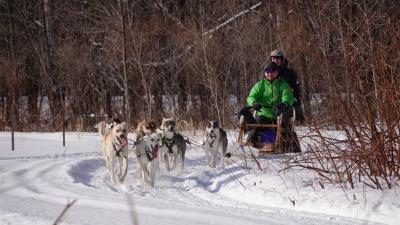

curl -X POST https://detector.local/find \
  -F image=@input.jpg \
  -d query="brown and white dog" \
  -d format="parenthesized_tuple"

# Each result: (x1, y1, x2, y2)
(159, 117, 187, 171)
(135, 119, 157, 141)
(102, 121, 129, 185)
(203, 120, 230, 168)
(133, 132, 161, 186)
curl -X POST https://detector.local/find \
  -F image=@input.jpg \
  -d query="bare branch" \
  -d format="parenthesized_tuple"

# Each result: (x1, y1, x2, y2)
(53, 199, 77, 225)
(202, 2, 262, 36)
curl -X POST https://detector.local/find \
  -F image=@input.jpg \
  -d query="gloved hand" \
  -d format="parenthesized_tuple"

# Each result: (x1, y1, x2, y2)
(252, 102, 262, 111)
(273, 102, 289, 115)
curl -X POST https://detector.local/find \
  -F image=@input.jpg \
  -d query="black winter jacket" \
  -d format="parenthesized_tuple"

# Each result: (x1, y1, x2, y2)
(278, 59, 301, 107)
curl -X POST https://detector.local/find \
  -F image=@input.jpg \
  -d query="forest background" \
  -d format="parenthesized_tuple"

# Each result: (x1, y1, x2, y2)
(1, 0, 399, 133)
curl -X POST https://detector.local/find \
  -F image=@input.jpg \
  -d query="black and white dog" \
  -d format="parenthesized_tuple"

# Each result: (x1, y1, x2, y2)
(203, 120, 230, 168)
(133, 132, 161, 187)
(159, 117, 187, 171)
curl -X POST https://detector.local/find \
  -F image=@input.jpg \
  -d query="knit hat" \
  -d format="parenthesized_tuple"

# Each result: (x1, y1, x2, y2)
(270, 49, 285, 58)
(264, 61, 279, 72)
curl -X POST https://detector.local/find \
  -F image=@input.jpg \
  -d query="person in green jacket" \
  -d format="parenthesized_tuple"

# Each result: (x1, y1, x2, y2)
(247, 62, 294, 120)
(240, 61, 294, 124)
(238, 61, 300, 152)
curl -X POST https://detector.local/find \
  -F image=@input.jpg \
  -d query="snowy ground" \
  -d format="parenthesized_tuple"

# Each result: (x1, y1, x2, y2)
(0, 130, 399, 225)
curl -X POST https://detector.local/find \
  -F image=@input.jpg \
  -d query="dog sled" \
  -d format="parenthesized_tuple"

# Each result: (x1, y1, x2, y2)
(236, 107, 301, 156)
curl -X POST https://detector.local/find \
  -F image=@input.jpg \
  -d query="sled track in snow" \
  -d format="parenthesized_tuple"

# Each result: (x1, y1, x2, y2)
(65, 154, 379, 225)
(0, 148, 383, 225)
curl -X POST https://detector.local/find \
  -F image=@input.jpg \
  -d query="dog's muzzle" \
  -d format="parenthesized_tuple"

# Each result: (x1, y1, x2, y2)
(117, 136, 127, 147)
(145, 145, 159, 161)
(151, 145, 159, 158)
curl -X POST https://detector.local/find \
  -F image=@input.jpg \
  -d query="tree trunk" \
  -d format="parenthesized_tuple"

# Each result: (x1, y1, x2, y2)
(118, 0, 130, 124)
(42, 0, 60, 130)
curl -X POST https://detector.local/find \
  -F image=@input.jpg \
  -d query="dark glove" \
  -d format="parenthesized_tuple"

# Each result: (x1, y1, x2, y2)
(252, 102, 262, 111)
(273, 102, 289, 115)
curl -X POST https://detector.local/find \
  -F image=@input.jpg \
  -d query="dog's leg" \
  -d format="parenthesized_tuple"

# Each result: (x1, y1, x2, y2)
(210, 143, 220, 168)
(145, 162, 152, 186)
(103, 144, 112, 175)
(118, 156, 128, 183)
(205, 145, 213, 167)
(149, 162, 155, 187)
(219, 143, 225, 168)
(158, 147, 169, 171)
(138, 160, 148, 186)
(139, 162, 145, 185)
(220, 138, 228, 167)
(170, 145, 178, 170)
(158, 147, 165, 164)
(104, 155, 111, 175)
(165, 148, 172, 171)
(210, 149, 216, 168)
(150, 160, 158, 187)
(109, 157, 117, 185)
(180, 143, 186, 170)
(105, 155, 115, 184)
(142, 162, 148, 185)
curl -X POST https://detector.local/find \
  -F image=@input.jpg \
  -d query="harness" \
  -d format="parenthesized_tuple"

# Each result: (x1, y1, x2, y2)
(162, 133, 176, 154)
(206, 133, 216, 148)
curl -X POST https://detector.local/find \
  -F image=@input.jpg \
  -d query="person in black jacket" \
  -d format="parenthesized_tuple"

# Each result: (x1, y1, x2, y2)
(269, 49, 305, 124)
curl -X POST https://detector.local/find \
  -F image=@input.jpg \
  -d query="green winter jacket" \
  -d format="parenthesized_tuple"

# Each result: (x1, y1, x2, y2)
(247, 76, 294, 119)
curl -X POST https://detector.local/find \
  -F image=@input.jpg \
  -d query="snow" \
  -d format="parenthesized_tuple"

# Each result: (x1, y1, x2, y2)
(0, 131, 398, 225)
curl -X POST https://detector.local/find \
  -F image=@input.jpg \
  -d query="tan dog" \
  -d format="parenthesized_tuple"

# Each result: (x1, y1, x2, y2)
(102, 122, 129, 185)
(135, 119, 157, 141)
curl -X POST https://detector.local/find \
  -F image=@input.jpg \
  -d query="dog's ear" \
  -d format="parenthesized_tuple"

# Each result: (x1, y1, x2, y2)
(214, 120, 219, 128)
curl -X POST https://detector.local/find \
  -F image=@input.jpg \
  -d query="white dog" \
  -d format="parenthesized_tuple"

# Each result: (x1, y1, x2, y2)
(203, 120, 231, 168)
(102, 122, 129, 185)
(133, 132, 161, 186)
(159, 117, 187, 171)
